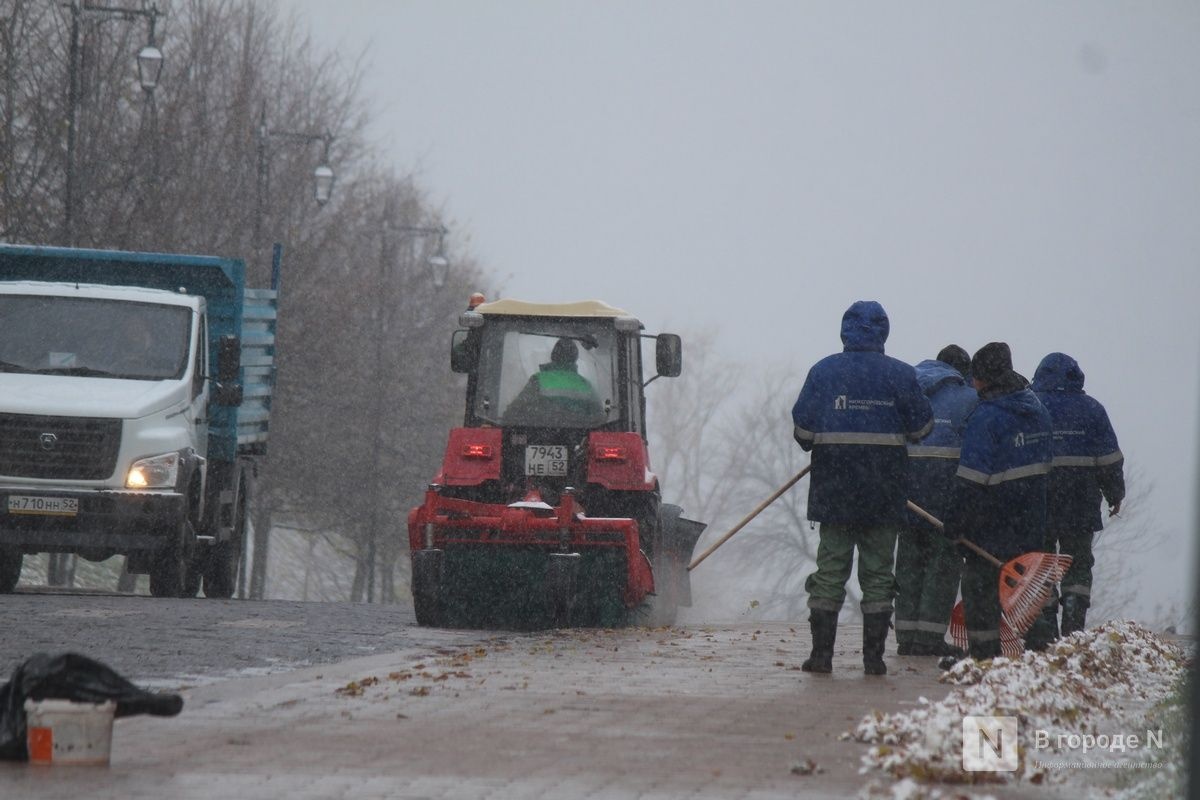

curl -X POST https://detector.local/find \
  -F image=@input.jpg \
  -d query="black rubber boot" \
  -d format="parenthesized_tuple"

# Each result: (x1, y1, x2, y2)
(862, 612, 890, 675)
(1024, 604, 1060, 652)
(969, 638, 1003, 661)
(801, 610, 837, 674)
(935, 640, 966, 659)
(1061, 595, 1088, 636)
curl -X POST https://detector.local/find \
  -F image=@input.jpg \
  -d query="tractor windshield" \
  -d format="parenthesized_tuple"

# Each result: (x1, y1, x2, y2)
(474, 319, 618, 428)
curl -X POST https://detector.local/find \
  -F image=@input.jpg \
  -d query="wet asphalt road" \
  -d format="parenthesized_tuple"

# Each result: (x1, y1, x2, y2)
(0, 591, 444, 685)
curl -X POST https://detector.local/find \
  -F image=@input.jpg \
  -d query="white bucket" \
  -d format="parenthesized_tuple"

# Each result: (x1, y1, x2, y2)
(24, 699, 117, 766)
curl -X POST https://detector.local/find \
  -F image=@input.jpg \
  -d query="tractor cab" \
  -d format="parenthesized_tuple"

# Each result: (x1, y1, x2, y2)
(448, 298, 680, 510)
(408, 296, 699, 629)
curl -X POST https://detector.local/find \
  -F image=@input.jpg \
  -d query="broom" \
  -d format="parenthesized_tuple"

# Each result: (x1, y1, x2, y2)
(906, 500, 1072, 657)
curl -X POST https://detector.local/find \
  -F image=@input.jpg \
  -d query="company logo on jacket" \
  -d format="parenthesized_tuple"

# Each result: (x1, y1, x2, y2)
(833, 395, 895, 412)
(1013, 431, 1049, 448)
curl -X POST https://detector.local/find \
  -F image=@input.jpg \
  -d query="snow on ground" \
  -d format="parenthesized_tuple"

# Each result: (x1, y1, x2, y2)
(847, 620, 1187, 795)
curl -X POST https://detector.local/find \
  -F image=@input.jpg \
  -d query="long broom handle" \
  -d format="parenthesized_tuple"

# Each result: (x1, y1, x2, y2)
(905, 500, 1004, 568)
(687, 465, 811, 572)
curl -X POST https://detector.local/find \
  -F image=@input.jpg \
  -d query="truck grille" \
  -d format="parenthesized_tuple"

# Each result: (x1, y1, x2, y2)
(0, 413, 122, 480)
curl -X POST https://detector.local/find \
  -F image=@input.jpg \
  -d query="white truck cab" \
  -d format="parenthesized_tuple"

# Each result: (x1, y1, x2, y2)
(0, 245, 277, 599)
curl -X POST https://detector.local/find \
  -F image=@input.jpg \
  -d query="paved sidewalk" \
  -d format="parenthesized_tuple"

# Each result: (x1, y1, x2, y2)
(0, 621, 1014, 799)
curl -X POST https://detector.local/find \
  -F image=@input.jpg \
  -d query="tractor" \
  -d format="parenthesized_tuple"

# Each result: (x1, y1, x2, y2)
(407, 297, 705, 628)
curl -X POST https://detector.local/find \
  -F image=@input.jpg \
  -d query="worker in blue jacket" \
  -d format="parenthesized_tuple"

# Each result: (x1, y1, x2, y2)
(944, 342, 1053, 660)
(895, 347, 978, 657)
(792, 301, 933, 675)
(1023, 352, 1124, 647)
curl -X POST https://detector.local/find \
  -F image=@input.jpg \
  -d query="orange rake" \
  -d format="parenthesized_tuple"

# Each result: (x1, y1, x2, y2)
(906, 501, 1072, 655)
(948, 601, 1024, 658)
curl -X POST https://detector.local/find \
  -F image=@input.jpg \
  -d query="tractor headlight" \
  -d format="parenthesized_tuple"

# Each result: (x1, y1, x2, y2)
(125, 451, 181, 489)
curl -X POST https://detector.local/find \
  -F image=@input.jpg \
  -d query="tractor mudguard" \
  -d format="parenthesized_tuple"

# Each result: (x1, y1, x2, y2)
(438, 428, 503, 486)
(586, 432, 657, 492)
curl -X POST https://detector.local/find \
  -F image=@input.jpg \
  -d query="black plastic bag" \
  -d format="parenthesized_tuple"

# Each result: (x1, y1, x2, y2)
(0, 652, 183, 761)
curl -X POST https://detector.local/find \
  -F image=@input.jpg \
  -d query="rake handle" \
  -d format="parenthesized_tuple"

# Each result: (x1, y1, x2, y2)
(687, 465, 811, 572)
(905, 500, 1004, 569)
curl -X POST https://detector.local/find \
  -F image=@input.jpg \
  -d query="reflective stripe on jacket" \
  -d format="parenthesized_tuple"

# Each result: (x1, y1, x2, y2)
(948, 385, 1053, 560)
(1032, 352, 1125, 532)
(905, 359, 978, 523)
(792, 302, 934, 525)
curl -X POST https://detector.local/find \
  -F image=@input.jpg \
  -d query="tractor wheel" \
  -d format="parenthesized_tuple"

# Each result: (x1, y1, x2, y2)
(643, 504, 685, 627)
(0, 548, 22, 593)
(626, 497, 679, 627)
(413, 591, 444, 627)
(411, 548, 445, 626)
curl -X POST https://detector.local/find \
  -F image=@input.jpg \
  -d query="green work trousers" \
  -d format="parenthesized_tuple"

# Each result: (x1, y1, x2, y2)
(805, 523, 897, 615)
(960, 551, 1002, 659)
(894, 525, 962, 648)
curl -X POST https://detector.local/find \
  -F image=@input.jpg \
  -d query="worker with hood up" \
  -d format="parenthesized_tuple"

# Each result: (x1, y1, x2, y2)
(791, 301, 933, 676)
(1023, 352, 1124, 648)
(895, 346, 978, 658)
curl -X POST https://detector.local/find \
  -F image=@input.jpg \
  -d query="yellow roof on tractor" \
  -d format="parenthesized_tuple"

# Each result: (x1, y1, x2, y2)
(474, 298, 632, 318)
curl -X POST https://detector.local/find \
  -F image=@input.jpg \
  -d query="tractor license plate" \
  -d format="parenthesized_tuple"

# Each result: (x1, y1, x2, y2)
(6, 495, 79, 517)
(525, 445, 568, 476)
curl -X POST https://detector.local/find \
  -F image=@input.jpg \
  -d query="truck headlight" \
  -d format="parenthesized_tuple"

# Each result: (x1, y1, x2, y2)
(126, 452, 181, 489)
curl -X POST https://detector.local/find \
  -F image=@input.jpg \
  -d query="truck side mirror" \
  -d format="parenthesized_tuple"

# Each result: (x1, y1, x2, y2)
(450, 329, 476, 373)
(218, 335, 241, 382)
(214, 335, 243, 406)
(655, 334, 682, 378)
(214, 382, 243, 406)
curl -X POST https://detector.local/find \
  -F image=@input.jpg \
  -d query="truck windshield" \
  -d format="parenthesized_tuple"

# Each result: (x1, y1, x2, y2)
(0, 295, 191, 381)
(474, 320, 618, 428)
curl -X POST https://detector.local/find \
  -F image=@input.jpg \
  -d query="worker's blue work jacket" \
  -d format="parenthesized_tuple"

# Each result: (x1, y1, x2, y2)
(947, 384, 1053, 560)
(905, 360, 978, 525)
(1032, 352, 1125, 533)
(792, 302, 933, 526)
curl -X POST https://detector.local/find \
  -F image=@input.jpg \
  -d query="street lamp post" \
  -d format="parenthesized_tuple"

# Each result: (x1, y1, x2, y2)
(253, 104, 336, 257)
(245, 110, 335, 601)
(56, 1, 162, 590)
(363, 214, 450, 603)
(63, 1, 163, 247)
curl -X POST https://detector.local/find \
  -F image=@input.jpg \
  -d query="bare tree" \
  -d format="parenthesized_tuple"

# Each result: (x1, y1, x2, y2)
(646, 329, 743, 524)
(0, 0, 65, 243)
(0, 0, 491, 600)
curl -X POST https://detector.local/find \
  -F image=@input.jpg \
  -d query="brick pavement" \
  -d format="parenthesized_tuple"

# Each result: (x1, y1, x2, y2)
(0, 621, 1050, 799)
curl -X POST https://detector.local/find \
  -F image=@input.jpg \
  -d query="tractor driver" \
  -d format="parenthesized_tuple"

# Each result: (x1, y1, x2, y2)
(506, 337, 603, 423)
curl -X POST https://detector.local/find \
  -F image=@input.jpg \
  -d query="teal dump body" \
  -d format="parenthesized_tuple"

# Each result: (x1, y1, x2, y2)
(0, 243, 277, 463)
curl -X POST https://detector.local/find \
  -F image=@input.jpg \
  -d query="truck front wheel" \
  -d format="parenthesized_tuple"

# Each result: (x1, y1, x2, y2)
(150, 498, 197, 598)
(0, 548, 22, 593)
(202, 482, 245, 599)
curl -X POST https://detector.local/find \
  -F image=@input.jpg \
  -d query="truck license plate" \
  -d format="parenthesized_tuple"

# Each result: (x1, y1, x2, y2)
(6, 495, 79, 517)
(525, 445, 567, 476)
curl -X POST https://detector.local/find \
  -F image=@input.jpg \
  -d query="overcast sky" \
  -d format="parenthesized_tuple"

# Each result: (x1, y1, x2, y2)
(289, 1, 1200, 623)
